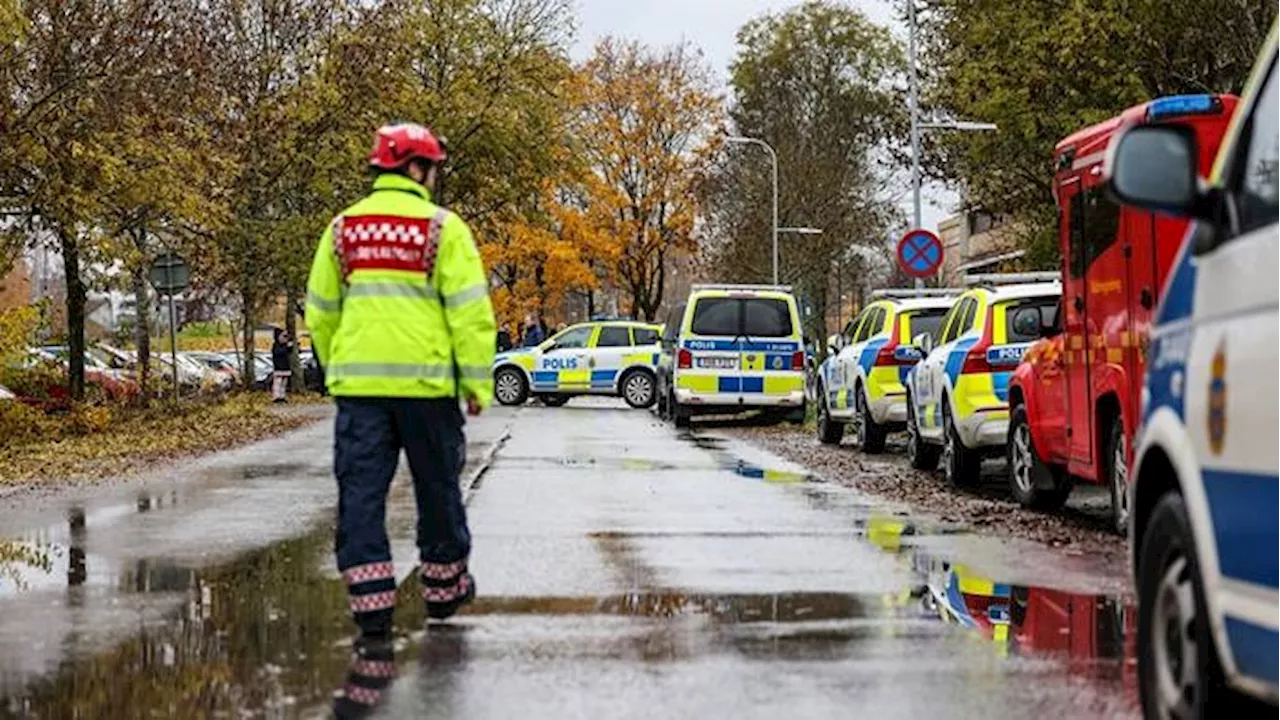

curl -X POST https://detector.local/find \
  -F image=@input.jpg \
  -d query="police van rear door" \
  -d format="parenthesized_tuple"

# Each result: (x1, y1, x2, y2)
(686, 295, 745, 401)
(738, 295, 801, 399)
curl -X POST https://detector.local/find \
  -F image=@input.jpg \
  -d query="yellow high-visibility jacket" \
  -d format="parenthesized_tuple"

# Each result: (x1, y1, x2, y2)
(305, 174, 496, 405)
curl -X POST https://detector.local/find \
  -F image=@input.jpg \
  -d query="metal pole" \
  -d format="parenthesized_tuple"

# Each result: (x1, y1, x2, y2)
(769, 147, 779, 285)
(907, 0, 924, 290)
(165, 262, 178, 403)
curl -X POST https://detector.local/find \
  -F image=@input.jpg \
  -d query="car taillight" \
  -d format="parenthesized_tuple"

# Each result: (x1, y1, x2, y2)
(791, 351, 804, 371)
(961, 307, 996, 374)
(677, 348, 693, 369)
(873, 317, 911, 366)
(961, 345, 992, 374)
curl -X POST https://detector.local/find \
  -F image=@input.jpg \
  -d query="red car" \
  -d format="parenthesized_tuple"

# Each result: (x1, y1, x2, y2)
(1006, 94, 1238, 533)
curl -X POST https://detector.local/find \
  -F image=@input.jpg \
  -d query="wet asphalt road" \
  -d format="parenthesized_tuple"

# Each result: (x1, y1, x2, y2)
(0, 399, 1138, 718)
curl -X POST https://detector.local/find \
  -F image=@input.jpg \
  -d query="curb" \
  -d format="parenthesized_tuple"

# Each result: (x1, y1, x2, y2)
(461, 424, 512, 504)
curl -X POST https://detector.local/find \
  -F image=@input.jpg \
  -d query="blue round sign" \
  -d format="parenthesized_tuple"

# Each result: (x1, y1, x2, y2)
(896, 229, 944, 279)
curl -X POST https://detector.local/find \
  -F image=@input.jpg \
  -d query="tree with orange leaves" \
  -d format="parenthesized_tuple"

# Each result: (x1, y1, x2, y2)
(574, 39, 721, 321)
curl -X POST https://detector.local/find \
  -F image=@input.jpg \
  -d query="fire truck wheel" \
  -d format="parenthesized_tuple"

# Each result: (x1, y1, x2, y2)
(942, 403, 981, 488)
(1007, 403, 1071, 510)
(1106, 420, 1130, 536)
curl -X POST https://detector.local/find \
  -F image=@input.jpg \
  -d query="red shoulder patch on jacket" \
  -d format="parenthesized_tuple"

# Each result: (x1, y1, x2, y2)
(335, 214, 440, 275)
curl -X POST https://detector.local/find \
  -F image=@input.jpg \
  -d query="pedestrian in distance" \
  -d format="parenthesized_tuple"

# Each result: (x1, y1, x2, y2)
(523, 320, 544, 347)
(270, 329, 293, 403)
(496, 325, 513, 353)
(305, 123, 496, 676)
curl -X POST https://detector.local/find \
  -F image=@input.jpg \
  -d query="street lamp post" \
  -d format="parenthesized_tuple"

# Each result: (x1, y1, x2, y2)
(723, 135, 826, 284)
(906, 0, 997, 288)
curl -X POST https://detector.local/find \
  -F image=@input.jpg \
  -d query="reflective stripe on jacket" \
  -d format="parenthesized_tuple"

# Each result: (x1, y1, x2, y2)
(305, 174, 496, 405)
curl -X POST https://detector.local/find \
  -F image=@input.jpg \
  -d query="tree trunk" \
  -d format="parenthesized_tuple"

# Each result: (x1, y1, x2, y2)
(59, 229, 86, 401)
(240, 286, 255, 389)
(132, 266, 152, 403)
(284, 287, 303, 392)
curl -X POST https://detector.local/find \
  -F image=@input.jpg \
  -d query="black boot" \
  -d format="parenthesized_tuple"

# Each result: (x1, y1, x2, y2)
(424, 571, 476, 621)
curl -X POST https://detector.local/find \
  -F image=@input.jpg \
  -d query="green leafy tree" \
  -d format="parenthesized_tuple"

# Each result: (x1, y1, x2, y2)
(921, 0, 1277, 267)
(701, 0, 905, 341)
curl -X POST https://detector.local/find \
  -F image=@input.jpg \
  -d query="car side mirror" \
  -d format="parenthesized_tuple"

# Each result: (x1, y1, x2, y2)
(1105, 124, 1202, 217)
(912, 332, 934, 356)
(826, 333, 844, 354)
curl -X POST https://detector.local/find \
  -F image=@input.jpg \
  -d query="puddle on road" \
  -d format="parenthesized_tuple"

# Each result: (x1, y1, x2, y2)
(674, 430, 1139, 699)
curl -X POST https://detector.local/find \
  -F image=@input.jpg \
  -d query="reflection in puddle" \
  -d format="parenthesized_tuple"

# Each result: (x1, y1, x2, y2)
(678, 431, 1138, 704)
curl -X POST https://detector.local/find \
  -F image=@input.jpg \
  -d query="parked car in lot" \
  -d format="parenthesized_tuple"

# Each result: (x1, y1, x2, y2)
(183, 351, 241, 383)
(655, 284, 807, 427)
(492, 320, 661, 407)
(26, 346, 139, 402)
(219, 350, 272, 390)
(1007, 92, 1239, 534)
(816, 289, 958, 451)
(1105, 25, 1277, 716)
(904, 274, 1061, 487)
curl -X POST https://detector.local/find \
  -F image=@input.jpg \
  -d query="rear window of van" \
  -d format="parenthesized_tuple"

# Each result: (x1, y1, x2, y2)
(690, 297, 793, 337)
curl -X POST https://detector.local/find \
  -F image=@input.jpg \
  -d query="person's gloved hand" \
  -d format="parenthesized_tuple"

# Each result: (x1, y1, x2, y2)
(466, 397, 482, 416)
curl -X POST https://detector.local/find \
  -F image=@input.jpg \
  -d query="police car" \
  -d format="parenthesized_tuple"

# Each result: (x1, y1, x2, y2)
(1105, 25, 1277, 714)
(905, 274, 1061, 487)
(491, 321, 662, 408)
(816, 289, 957, 451)
(655, 284, 807, 428)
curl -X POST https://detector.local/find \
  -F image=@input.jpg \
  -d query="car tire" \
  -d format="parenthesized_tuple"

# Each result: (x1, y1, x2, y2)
(539, 394, 570, 407)
(1137, 492, 1221, 720)
(1106, 419, 1130, 536)
(942, 402, 981, 488)
(655, 377, 669, 418)
(672, 402, 691, 429)
(493, 367, 529, 406)
(855, 387, 887, 454)
(1007, 403, 1071, 510)
(817, 387, 844, 445)
(620, 369, 657, 409)
(906, 395, 940, 471)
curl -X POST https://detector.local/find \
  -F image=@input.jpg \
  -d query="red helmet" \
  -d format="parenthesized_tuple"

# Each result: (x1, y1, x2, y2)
(368, 123, 447, 170)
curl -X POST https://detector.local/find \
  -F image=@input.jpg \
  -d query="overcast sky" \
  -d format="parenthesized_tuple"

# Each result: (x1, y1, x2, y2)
(572, 0, 958, 238)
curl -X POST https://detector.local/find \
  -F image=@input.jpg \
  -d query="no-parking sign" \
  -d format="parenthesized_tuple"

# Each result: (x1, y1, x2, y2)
(896, 229, 944, 279)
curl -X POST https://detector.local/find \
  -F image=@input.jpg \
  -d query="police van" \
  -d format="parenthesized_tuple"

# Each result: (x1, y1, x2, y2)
(816, 289, 958, 451)
(491, 320, 661, 408)
(905, 274, 1061, 487)
(655, 284, 807, 428)
(1105, 25, 1277, 715)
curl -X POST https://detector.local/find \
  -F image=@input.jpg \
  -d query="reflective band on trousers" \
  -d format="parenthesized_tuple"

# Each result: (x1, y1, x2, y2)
(345, 281, 439, 301)
(307, 291, 341, 312)
(329, 362, 452, 379)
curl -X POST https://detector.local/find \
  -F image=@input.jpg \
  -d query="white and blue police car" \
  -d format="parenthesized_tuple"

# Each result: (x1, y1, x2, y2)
(1105, 24, 1277, 716)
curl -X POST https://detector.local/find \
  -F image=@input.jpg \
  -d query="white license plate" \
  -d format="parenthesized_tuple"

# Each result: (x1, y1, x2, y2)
(696, 356, 738, 369)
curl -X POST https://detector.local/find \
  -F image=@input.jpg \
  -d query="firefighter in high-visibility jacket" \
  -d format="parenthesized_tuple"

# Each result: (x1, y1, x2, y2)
(305, 123, 495, 641)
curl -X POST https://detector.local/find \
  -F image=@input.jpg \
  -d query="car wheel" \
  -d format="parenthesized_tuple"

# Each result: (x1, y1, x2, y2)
(1138, 493, 1218, 720)
(906, 395, 940, 471)
(620, 369, 656, 409)
(539, 394, 570, 407)
(817, 387, 844, 445)
(1007, 403, 1071, 510)
(1107, 419, 1130, 536)
(856, 388, 886, 454)
(942, 402, 980, 488)
(493, 367, 528, 406)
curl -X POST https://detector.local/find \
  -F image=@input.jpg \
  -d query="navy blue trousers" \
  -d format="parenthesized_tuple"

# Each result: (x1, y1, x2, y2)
(334, 397, 471, 634)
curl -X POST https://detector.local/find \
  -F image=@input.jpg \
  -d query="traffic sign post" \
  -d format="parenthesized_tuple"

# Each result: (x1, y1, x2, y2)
(896, 229, 944, 281)
(148, 252, 190, 402)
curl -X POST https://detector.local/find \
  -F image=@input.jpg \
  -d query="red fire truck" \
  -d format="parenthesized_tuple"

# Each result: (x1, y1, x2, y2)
(1006, 94, 1238, 534)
